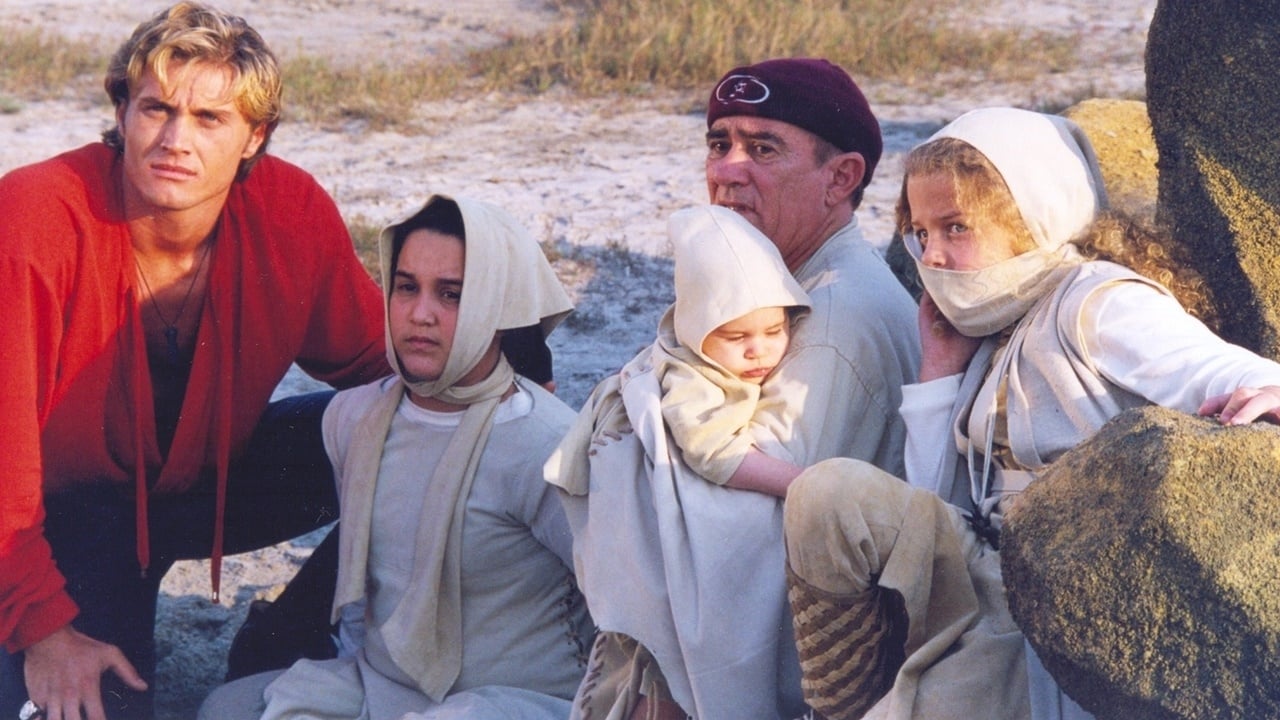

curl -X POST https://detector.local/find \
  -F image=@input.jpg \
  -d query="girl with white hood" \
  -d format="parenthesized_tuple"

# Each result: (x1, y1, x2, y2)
(547, 204, 812, 719)
(199, 195, 593, 720)
(782, 107, 1280, 720)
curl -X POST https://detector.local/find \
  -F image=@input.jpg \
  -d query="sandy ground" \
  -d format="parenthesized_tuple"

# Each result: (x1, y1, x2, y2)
(0, 0, 1154, 716)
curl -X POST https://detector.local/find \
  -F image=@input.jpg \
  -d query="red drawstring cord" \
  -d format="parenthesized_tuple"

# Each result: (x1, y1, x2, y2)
(210, 290, 235, 605)
(131, 294, 151, 578)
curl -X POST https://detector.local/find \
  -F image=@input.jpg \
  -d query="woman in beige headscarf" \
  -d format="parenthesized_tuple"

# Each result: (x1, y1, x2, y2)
(783, 107, 1280, 720)
(199, 195, 592, 720)
(547, 204, 812, 720)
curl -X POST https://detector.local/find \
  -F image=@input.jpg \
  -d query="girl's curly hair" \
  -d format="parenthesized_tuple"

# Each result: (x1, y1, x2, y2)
(1075, 211, 1220, 332)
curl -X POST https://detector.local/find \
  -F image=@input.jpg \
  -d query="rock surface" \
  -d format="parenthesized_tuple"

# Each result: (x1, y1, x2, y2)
(1061, 98, 1158, 223)
(1001, 406, 1280, 720)
(1146, 0, 1280, 360)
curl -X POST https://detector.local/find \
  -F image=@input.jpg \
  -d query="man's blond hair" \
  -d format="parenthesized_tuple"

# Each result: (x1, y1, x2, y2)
(102, 1, 281, 178)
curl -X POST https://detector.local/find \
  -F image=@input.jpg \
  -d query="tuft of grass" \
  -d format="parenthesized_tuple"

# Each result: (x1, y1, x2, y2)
(469, 0, 1080, 95)
(0, 28, 105, 99)
(345, 214, 384, 281)
(281, 56, 465, 130)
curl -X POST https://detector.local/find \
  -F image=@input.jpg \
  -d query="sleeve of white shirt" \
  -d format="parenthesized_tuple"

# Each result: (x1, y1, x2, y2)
(335, 600, 366, 657)
(1079, 282, 1280, 411)
(900, 374, 962, 496)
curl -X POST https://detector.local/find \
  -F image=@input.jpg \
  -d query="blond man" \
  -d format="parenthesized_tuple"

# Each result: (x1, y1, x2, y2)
(0, 5, 391, 718)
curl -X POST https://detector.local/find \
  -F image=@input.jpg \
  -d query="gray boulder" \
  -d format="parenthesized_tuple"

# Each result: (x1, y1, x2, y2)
(1146, 0, 1280, 360)
(1001, 406, 1280, 720)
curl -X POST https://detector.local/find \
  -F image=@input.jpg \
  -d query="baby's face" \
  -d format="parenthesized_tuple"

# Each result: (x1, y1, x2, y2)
(701, 306, 791, 385)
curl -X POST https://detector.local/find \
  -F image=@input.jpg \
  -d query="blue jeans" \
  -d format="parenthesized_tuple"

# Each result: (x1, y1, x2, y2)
(1, 391, 339, 720)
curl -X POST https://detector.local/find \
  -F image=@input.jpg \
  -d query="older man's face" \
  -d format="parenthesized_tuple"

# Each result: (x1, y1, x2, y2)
(705, 115, 844, 270)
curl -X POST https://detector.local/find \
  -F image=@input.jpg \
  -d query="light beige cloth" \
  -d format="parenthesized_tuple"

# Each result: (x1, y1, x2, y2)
(668, 205, 810, 357)
(545, 205, 810, 718)
(551, 204, 809, 494)
(748, 219, 920, 477)
(548, 358, 806, 718)
(333, 195, 573, 703)
(931, 107, 1107, 253)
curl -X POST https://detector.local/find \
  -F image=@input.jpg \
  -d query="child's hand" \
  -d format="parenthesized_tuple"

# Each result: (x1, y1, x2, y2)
(1199, 385, 1280, 425)
(917, 291, 982, 382)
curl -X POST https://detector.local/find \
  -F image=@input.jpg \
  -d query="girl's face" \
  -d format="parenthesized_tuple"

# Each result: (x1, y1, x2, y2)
(700, 306, 791, 385)
(388, 229, 466, 385)
(906, 172, 1025, 271)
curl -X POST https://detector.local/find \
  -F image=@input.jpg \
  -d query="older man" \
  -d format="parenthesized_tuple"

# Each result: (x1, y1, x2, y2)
(563, 58, 920, 720)
(705, 57, 920, 477)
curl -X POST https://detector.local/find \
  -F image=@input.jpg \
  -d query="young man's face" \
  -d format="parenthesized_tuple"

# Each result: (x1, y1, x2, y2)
(700, 306, 791, 385)
(116, 60, 265, 221)
(705, 115, 856, 270)
(389, 229, 466, 385)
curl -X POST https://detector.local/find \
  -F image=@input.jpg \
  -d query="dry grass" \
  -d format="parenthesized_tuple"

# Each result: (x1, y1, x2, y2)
(0, 0, 1081, 127)
(471, 0, 1078, 94)
(345, 215, 384, 280)
(0, 28, 105, 106)
(280, 56, 465, 130)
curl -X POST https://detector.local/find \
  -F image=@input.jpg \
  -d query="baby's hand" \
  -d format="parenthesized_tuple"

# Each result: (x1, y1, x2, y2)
(589, 403, 633, 453)
(1199, 385, 1280, 425)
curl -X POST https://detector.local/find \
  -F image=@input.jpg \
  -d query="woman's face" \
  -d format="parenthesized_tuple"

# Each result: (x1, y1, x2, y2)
(906, 172, 1025, 272)
(388, 229, 465, 384)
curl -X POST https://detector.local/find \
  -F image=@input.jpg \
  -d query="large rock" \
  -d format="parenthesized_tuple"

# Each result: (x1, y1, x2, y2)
(1146, 1, 1280, 360)
(1061, 98, 1159, 224)
(1000, 406, 1280, 719)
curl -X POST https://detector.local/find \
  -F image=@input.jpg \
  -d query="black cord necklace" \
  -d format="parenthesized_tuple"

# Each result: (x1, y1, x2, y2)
(134, 238, 213, 365)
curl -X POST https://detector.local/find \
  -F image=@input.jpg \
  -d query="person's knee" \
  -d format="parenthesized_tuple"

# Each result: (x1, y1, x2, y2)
(197, 670, 280, 720)
(784, 458, 913, 595)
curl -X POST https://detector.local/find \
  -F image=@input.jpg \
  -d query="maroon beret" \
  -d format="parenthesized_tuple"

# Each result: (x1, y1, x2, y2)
(707, 58, 882, 185)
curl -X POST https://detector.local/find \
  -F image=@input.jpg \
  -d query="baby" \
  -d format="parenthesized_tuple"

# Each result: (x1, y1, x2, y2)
(656, 203, 811, 494)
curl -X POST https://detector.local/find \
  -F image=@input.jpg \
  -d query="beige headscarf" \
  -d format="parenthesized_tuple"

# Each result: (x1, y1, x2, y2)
(905, 107, 1108, 337)
(332, 194, 572, 702)
(657, 204, 810, 483)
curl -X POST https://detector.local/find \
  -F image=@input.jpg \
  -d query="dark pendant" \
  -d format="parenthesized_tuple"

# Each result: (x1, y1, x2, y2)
(163, 326, 180, 365)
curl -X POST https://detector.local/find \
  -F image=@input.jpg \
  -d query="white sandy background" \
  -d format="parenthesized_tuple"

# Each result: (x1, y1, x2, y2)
(0, 0, 1152, 715)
